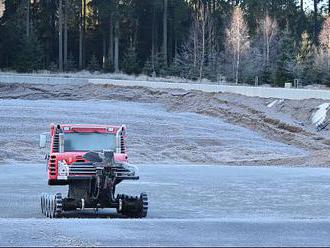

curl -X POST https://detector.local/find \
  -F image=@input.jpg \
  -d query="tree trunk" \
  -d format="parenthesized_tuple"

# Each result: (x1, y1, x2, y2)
(59, 0, 63, 72)
(26, 0, 30, 38)
(102, 33, 106, 69)
(114, 18, 119, 73)
(108, 15, 114, 65)
(79, 0, 83, 69)
(266, 33, 269, 66)
(193, 24, 197, 68)
(151, 3, 156, 70)
(64, 0, 68, 70)
(199, 6, 206, 81)
(301, 0, 304, 12)
(327, 48, 330, 71)
(314, 0, 318, 42)
(83, 0, 86, 67)
(235, 48, 240, 84)
(174, 38, 178, 58)
(235, 23, 241, 85)
(163, 0, 168, 66)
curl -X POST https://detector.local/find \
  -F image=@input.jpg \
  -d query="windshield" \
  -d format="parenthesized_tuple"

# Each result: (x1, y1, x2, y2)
(64, 132, 117, 152)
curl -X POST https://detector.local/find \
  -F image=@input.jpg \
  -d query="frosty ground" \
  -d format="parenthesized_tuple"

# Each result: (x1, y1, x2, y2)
(0, 97, 306, 165)
(2, 163, 330, 246)
(0, 80, 329, 246)
(0, 82, 329, 166)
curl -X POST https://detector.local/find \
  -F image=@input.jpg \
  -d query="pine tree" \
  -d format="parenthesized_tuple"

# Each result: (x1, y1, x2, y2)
(275, 28, 296, 86)
(87, 54, 100, 72)
(143, 59, 154, 76)
(168, 56, 184, 78)
(65, 53, 77, 72)
(103, 58, 114, 73)
(122, 46, 140, 75)
(15, 30, 44, 72)
(155, 52, 168, 77)
(144, 52, 168, 77)
(296, 31, 315, 84)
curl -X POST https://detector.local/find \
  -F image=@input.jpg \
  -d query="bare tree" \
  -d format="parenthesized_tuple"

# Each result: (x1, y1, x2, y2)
(261, 15, 278, 67)
(0, 1, 4, 18)
(318, 16, 330, 70)
(225, 6, 250, 84)
(177, 2, 214, 81)
(313, 0, 320, 42)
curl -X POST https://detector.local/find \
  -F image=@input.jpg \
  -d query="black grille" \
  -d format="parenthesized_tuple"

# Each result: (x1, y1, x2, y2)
(49, 155, 57, 176)
(69, 162, 96, 176)
(120, 132, 126, 153)
(52, 131, 59, 153)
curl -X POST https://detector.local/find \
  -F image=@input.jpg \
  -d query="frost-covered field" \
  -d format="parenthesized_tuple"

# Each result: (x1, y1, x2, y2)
(2, 163, 330, 246)
(0, 77, 329, 246)
(0, 82, 329, 166)
(0, 99, 305, 164)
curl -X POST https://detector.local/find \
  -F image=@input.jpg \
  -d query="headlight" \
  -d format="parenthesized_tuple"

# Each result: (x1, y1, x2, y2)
(58, 160, 69, 178)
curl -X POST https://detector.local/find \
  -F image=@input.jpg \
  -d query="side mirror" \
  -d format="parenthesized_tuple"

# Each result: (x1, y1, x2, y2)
(39, 133, 47, 148)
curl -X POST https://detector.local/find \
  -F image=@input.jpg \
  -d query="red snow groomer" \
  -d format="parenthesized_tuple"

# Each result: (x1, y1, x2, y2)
(39, 124, 148, 218)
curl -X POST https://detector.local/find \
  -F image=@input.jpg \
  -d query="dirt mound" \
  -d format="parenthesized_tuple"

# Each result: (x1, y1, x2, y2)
(0, 82, 329, 166)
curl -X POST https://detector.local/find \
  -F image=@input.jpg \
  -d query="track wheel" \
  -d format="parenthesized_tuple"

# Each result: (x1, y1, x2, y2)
(117, 193, 148, 218)
(41, 193, 45, 215)
(40, 193, 63, 218)
(140, 192, 148, 218)
(45, 195, 50, 217)
(54, 193, 63, 218)
(49, 197, 55, 218)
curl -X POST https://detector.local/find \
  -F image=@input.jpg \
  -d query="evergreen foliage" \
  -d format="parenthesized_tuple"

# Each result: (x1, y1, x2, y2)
(65, 53, 77, 72)
(14, 32, 44, 72)
(0, 0, 329, 87)
(87, 54, 101, 72)
(296, 31, 315, 84)
(142, 59, 154, 77)
(122, 47, 140, 75)
(275, 28, 296, 86)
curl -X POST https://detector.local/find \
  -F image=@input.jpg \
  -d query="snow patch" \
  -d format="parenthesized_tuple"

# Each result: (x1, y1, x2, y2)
(267, 99, 284, 108)
(312, 103, 330, 126)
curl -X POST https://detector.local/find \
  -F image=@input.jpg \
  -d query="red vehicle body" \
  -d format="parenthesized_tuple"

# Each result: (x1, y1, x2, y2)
(47, 123, 128, 185)
(40, 123, 148, 218)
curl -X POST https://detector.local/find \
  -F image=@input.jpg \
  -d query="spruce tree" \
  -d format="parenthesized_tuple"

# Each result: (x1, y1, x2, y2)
(65, 53, 77, 72)
(296, 31, 315, 84)
(87, 54, 100, 72)
(15, 30, 44, 72)
(275, 28, 296, 86)
(143, 58, 154, 76)
(122, 46, 140, 75)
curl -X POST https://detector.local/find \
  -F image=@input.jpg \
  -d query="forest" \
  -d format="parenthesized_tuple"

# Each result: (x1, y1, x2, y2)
(0, 0, 330, 86)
